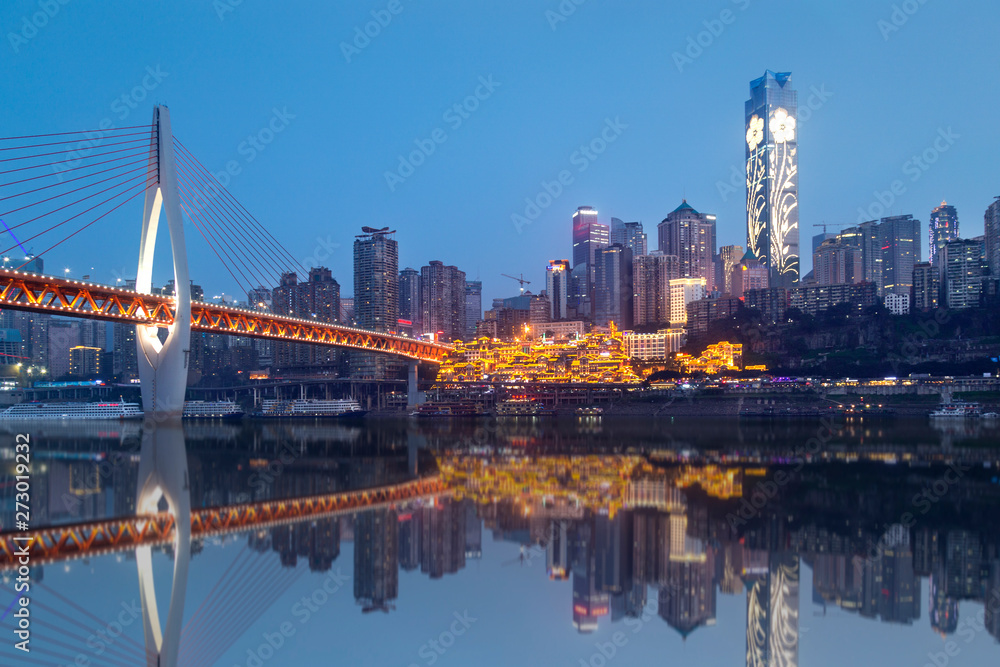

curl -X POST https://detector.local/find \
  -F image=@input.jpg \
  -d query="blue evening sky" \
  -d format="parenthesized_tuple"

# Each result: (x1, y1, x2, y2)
(1, 0, 998, 303)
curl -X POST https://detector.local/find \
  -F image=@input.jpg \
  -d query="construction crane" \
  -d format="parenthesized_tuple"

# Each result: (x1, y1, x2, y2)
(812, 222, 853, 234)
(501, 273, 531, 294)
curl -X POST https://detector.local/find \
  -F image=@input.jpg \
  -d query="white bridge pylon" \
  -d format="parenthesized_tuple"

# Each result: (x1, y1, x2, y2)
(135, 106, 193, 667)
(136, 104, 191, 417)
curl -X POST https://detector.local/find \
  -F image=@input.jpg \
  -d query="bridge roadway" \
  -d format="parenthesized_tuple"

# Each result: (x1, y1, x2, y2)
(0, 476, 448, 569)
(0, 268, 450, 363)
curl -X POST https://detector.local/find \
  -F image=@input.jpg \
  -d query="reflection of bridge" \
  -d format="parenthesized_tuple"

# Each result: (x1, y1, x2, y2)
(0, 476, 447, 569)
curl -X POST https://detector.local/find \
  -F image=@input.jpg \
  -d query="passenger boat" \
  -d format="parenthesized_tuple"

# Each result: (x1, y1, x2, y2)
(183, 400, 244, 419)
(496, 398, 553, 417)
(929, 401, 981, 419)
(0, 401, 142, 420)
(411, 401, 488, 418)
(256, 398, 367, 419)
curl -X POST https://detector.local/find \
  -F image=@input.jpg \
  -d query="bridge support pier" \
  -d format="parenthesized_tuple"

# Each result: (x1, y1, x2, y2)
(408, 361, 425, 408)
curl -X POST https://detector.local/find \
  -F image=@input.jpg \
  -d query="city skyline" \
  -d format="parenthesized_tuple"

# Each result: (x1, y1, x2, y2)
(1, 1, 997, 307)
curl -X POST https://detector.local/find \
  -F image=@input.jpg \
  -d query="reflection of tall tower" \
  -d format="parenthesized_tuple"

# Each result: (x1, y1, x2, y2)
(747, 552, 799, 667)
(547, 520, 570, 580)
(419, 499, 466, 579)
(354, 508, 399, 612)
(309, 518, 341, 573)
(746, 70, 799, 288)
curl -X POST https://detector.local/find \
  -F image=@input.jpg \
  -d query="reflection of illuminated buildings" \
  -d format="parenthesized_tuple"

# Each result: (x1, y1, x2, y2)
(746, 552, 799, 667)
(398, 510, 421, 571)
(308, 518, 340, 573)
(420, 498, 466, 579)
(659, 556, 717, 637)
(464, 502, 482, 559)
(354, 508, 399, 612)
(548, 521, 570, 580)
(877, 526, 919, 625)
(930, 568, 959, 635)
(985, 560, 1000, 642)
(572, 522, 611, 633)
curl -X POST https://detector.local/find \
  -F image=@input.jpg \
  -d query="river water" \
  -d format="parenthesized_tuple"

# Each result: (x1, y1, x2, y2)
(1, 416, 999, 666)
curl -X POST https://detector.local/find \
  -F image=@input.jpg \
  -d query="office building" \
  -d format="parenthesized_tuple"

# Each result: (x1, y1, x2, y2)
(623, 330, 684, 360)
(942, 239, 986, 309)
(464, 280, 482, 340)
(546, 260, 571, 320)
(658, 201, 716, 292)
(419, 261, 467, 343)
(398, 267, 422, 333)
(633, 252, 680, 327)
(571, 206, 609, 318)
(745, 70, 800, 288)
(611, 218, 647, 257)
(879, 215, 921, 297)
(594, 244, 633, 328)
(929, 201, 959, 265)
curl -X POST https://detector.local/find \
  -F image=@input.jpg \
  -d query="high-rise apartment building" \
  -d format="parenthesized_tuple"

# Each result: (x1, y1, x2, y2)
(398, 267, 422, 333)
(546, 260, 571, 320)
(911, 261, 940, 311)
(929, 201, 959, 266)
(731, 248, 769, 299)
(571, 206, 609, 318)
(633, 252, 680, 327)
(419, 261, 467, 343)
(942, 239, 986, 309)
(813, 238, 863, 285)
(985, 197, 1000, 278)
(272, 268, 340, 371)
(69, 345, 101, 378)
(658, 201, 716, 292)
(594, 244, 633, 328)
(353, 227, 399, 378)
(746, 70, 800, 288)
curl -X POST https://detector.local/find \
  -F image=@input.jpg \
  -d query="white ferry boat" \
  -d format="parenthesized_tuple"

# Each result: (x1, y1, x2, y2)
(257, 398, 366, 419)
(0, 401, 143, 421)
(183, 400, 244, 420)
(929, 401, 981, 419)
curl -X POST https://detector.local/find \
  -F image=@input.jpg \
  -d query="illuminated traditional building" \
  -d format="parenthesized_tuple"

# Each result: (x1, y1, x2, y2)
(746, 70, 799, 288)
(676, 341, 742, 375)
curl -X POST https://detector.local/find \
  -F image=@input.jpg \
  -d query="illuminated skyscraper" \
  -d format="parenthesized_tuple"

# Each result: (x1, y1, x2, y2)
(719, 245, 744, 294)
(353, 227, 399, 378)
(929, 201, 959, 265)
(594, 244, 633, 328)
(546, 260, 571, 320)
(464, 280, 482, 339)
(746, 70, 800, 288)
(571, 206, 609, 318)
(658, 201, 716, 291)
(611, 218, 648, 257)
(985, 197, 1000, 278)
(398, 267, 422, 332)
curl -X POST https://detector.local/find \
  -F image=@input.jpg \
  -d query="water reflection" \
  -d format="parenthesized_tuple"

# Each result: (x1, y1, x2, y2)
(0, 418, 999, 666)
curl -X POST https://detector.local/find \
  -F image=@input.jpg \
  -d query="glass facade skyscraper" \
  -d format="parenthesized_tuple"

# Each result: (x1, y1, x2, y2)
(746, 70, 800, 288)
(929, 201, 959, 266)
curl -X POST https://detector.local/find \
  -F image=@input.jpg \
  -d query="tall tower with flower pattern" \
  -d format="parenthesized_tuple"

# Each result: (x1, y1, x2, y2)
(745, 71, 800, 288)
